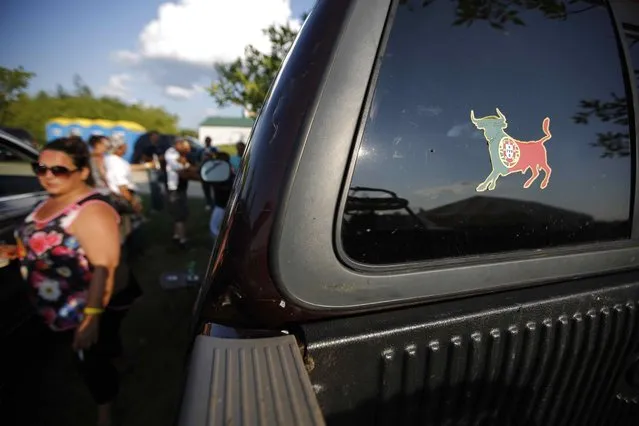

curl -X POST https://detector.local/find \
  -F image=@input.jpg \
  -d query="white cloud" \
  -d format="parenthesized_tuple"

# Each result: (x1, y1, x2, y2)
(112, 50, 140, 66)
(447, 122, 484, 139)
(417, 105, 442, 117)
(114, 0, 301, 94)
(164, 84, 203, 100)
(140, 0, 297, 64)
(100, 74, 132, 98)
(203, 105, 244, 119)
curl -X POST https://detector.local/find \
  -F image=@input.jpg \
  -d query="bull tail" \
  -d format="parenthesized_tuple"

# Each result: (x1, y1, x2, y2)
(539, 117, 551, 144)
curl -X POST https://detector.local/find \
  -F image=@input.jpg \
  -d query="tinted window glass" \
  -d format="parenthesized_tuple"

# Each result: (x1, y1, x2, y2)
(0, 137, 41, 197)
(341, 0, 634, 265)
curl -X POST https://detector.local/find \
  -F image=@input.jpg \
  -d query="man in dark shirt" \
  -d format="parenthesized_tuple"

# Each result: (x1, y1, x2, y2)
(200, 137, 217, 210)
(138, 131, 165, 212)
(209, 152, 235, 239)
(165, 139, 195, 248)
(229, 141, 245, 174)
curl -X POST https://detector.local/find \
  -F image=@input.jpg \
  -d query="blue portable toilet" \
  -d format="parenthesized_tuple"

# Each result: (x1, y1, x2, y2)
(45, 118, 71, 142)
(45, 118, 146, 162)
(88, 119, 113, 138)
(66, 119, 92, 140)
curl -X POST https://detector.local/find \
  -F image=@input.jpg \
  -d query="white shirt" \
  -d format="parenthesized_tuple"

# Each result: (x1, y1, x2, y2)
(164, 147, 186, 191)
(104, 154, 137, 195)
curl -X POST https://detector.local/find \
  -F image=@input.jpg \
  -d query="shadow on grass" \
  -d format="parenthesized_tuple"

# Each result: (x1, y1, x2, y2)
(36, 196, 214, 426)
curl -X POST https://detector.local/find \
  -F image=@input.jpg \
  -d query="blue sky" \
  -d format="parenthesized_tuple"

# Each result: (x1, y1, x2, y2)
(0, 0, 315, 129)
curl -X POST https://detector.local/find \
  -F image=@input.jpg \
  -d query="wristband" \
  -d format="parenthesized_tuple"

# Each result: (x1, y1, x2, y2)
(84, 307, 105, 316)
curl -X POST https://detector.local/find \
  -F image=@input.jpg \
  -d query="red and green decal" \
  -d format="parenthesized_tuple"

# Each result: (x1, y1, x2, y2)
(470, 108, 552, 192)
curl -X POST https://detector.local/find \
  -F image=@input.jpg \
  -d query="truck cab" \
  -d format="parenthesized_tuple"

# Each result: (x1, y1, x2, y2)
(180, 0, 639, 424)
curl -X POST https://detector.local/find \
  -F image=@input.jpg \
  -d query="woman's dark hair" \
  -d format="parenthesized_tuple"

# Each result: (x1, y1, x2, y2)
(236, 141, 246, 157)
(88, 134, 107, 148)
(44, 137, 95, 186)
(216, 151, 231, 162)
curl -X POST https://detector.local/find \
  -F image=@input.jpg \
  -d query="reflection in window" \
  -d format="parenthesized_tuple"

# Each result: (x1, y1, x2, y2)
(341, 0, 633, 265)
(0, 138, 41, 198)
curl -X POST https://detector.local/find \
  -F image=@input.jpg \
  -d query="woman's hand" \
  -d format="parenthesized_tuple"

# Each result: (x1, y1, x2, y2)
(0, 244, 18, 260)
(73, 315, 100, 350)
(132, 198, 143, 214)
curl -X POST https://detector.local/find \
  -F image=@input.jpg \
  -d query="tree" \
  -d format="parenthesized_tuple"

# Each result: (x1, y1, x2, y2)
(573, 94, 630, 158)
(178, 128, 198, 138)
(4, 76, 179, 144)
(0, 66, 35, 124)
(72, 74, 93, 98)
(208, 22, 299, 115)
(572, 30, 637, 159)
(400, 0, 594, 30)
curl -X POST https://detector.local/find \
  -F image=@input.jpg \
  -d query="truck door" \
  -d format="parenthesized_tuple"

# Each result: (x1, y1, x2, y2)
(270, 0, 639, 424)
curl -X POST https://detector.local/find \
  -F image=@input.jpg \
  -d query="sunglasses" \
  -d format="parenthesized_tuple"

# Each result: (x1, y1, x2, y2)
(31, 162, 79, 177)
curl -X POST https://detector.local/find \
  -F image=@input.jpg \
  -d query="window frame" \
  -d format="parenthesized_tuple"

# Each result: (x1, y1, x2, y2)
(270, 0, 639, 311)
(340, 0, 639, 268)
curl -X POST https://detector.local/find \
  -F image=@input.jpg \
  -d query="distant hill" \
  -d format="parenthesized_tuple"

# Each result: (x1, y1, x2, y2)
(419, 195, 594, 229)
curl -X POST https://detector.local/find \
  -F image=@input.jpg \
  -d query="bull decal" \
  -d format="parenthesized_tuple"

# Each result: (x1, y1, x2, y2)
(470, 108, 552, 192)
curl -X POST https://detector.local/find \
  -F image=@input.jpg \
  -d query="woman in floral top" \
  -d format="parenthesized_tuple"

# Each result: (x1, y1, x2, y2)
(0, 137, 121, 426)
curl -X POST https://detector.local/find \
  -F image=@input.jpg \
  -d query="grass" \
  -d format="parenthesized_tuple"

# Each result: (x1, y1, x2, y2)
(214, 143, 239, 156)
(41, 195, 214, 426)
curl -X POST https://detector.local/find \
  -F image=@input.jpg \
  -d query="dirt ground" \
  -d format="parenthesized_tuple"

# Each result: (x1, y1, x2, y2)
(37, 196, 214, 426)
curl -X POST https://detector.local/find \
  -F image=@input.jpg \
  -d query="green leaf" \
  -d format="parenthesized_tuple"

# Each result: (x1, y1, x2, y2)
(207, 20, 302, 114)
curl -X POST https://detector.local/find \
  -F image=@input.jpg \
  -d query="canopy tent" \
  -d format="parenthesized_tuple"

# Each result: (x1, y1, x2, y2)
(45, 118, 146, 162)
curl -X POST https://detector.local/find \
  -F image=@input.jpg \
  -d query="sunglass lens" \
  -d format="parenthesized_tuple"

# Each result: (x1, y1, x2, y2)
(50, 166, 72, 177)
(31, 163, 72, 177)
(31, 163, 46, 176)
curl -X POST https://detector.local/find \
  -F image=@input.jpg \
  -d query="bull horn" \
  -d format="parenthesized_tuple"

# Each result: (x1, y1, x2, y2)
(496, 108, 505, 120)
(470, 110, 478, 124)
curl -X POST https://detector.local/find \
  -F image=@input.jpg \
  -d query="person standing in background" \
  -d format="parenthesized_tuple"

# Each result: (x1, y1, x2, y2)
(229, 141, 245, 174)
(138, 131, 164, 213)
(209, 152, 236, 240)
(200, 136, 217, 211)
(165, 139, 192, 249)
(104, 136, 146, 235)
(88, 135, 111, 196)
(101, 137, 145, 366)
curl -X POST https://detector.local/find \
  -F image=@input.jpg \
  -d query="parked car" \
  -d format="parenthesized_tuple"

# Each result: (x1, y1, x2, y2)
(0, 129, 46, 420)
(181, 0, 639, 425)
(0, 127, 36, 148)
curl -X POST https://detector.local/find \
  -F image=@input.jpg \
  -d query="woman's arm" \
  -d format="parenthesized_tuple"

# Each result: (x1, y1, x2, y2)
(118, 185, 142, 213)
(130, 162, 152, 171)
(72, 202, 120, 305)
(70, 202, 120, 349)
(98, 157, 108, 179)
(105, 158, 143, 212)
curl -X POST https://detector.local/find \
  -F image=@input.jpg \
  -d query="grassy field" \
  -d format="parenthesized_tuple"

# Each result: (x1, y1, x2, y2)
(214, 143, 240, 156)
(41, 196, 214, 426)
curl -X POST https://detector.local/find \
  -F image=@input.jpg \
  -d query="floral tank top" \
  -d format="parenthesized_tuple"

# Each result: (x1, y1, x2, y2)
(15, 192, 118, 331)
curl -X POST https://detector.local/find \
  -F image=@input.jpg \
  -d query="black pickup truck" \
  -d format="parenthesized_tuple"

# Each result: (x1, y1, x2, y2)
(180, 0, 639, 424)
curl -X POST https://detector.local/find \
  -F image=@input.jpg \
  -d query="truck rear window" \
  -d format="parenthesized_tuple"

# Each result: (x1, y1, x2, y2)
(341, 0, 635, 265)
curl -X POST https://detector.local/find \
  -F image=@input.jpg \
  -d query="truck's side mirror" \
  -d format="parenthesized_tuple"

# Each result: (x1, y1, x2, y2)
(200, 159, 230, 183)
